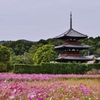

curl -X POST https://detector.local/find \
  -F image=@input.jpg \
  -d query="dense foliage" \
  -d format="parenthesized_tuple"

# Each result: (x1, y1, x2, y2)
(0, 46, 10, 72)
(0, 36, 100, 72)
(0, 46, 10, 62)
(79, 36, 100, 56)
(2, 40, 35, 55)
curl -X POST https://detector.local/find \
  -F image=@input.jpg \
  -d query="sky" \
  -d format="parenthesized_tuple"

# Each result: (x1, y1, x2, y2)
(0, 0, 100, 41)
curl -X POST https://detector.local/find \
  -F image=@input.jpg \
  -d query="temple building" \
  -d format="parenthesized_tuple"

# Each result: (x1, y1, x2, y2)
(54, 13, 94, 62)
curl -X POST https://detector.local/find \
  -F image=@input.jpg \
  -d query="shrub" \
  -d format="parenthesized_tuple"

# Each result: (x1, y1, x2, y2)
(13, 63, 88, 74)
(14, 64, 40, 74)
(13, 63, 100, 74)
(6, 63, 14, 72)
(87, 64, 100, 71)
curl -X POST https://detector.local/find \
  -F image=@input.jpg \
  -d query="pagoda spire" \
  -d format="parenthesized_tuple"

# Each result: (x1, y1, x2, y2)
(70, 12, 72, 29)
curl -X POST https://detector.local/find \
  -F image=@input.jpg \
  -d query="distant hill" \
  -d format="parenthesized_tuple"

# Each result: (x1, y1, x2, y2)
(17, 39, 36, 43)
(0, 39, 35, 45)
(0, 40, 12, 45)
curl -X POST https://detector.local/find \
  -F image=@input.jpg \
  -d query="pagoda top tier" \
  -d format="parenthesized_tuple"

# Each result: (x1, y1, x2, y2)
(55, 13, 88, 39)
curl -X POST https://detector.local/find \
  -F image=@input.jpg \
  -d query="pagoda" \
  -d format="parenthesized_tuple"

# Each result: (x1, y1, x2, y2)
(54, 13, 93, 62)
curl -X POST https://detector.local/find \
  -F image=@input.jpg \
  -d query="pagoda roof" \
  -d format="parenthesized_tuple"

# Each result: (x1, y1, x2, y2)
(56, 56, 94, 62)
(55, 28, 88, 39)
(54, 12, 88, 39)
(55, 44, 90, 50)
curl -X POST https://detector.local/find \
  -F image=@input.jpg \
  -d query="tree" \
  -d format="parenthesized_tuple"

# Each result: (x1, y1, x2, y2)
(47, 38, 64, 46)
(2, 40, 35, 55)
(0, 46, 10, 62)
(37, 39, 48, 45)
(0, 46, 10, 72)
(94, 48, 100, 57)
(10, 52, 34, 65)
(33, 44, 57, 64)
(29, 43, 44, 55)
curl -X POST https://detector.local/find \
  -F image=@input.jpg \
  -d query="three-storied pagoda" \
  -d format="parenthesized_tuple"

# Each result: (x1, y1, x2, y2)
(55, 13, 93, 62)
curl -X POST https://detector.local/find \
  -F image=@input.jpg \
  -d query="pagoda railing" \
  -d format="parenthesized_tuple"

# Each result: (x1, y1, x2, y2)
(64, 41, 79, 45)
(59, 53, 82, 57)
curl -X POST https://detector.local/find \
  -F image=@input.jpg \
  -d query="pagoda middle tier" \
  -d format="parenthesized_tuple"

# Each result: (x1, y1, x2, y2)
(55, 39, 90, 58)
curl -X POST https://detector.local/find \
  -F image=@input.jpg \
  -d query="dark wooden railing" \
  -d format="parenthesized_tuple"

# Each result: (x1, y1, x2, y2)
(59, 53, 82, 57)
(64, 41, 79, 45)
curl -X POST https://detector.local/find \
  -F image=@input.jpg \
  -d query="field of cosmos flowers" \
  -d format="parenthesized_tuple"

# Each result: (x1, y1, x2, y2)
(0, 73, 100, 100)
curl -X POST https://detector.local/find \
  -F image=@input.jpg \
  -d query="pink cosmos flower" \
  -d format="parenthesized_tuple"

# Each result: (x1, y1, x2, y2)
(84, 90, 89, 95)
(37, 98, 44, 100)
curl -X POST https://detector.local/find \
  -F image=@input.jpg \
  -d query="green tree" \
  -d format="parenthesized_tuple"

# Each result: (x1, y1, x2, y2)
(2, 40, 35, 55)
(37, 39, 48, 45)
(22, 52, 34, 64)
(0, 46, 10, 62)
(94, 48, 100, 57)
(0, 46, 10, 72)
(10, 52, 34, 65)
(29, 43, 44, 55)
(47, 38, 64, 46)
(33, 44, 57, 64)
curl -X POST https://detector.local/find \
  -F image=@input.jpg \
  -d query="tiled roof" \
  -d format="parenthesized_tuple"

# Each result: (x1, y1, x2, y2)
(96, 57, 100, 60)
(56, 56, 94, 61)
(55, 28, 88, 39)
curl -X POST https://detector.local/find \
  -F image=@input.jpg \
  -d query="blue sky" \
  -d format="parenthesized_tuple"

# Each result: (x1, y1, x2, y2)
(0, 0, 100, 41)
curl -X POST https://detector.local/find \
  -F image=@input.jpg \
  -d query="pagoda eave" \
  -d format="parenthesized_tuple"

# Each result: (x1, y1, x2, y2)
(56, 56, 94, 62)
(55, 29, 88, 40)
(67, 36, 88, 39)
(55, 36, 87, 40)
(55, 44, 90, 50)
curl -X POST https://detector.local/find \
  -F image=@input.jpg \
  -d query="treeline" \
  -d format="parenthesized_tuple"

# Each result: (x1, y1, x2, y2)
(0, 38, 63, 66)
(1, 36, 100, 56)
(0, 36, 100, 72)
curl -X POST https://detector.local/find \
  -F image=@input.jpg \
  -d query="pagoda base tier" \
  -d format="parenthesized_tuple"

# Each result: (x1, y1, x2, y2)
(56, 56, 94, 62)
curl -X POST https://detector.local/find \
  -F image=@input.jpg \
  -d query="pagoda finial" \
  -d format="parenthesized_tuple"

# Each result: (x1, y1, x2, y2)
(70, 12, 72, 29)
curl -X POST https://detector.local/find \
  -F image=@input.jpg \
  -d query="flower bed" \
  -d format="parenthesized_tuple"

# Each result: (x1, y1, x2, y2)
(0, 73, 100, 81)
(0, 74, 100, 100)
